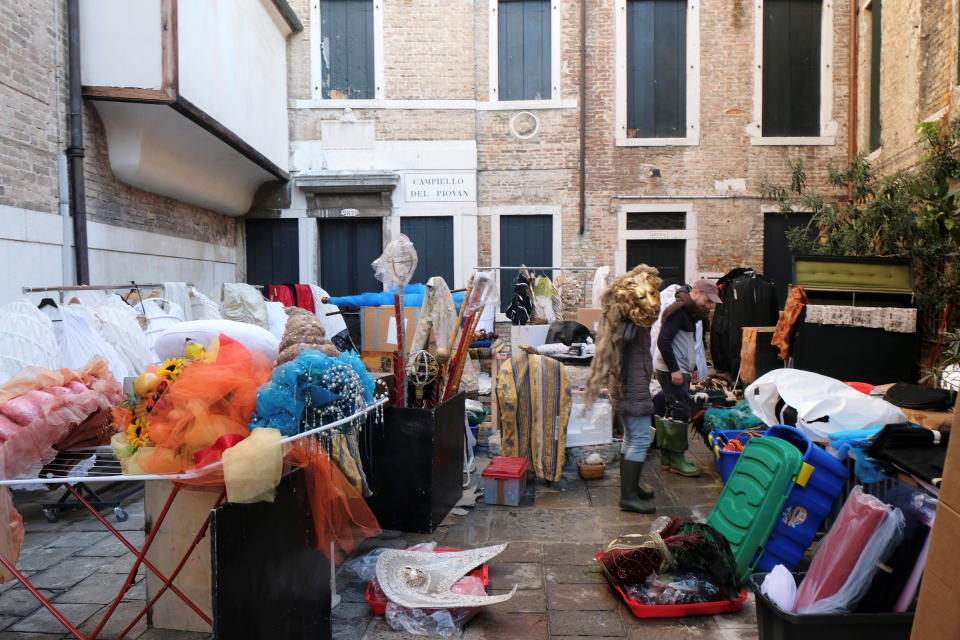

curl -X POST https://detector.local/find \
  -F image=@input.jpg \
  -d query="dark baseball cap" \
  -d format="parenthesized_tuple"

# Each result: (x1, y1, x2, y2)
(693, 279, 722, 303)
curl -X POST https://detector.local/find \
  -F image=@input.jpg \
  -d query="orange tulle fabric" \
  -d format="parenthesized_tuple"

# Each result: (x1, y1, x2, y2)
(131, 337, 272, 480)
(287, 440, 381, 560)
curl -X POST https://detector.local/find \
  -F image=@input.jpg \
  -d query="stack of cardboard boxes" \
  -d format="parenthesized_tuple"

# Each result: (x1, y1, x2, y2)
(911, 396, 960, 639)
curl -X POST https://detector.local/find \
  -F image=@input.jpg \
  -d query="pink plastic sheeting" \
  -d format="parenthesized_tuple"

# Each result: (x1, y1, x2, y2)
(793, 486, 899, 614)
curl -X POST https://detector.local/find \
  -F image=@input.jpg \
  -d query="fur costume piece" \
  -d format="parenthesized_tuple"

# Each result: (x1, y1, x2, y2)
(584, 265, 662, 409)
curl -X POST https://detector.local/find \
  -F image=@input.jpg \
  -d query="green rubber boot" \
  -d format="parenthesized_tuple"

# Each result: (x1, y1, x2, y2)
(658, 416, 702, 477)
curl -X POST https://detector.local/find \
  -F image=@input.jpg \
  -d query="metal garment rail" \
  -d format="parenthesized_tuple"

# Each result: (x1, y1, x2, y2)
(474, 266, 601, 311)
(0, 398, 386, 639)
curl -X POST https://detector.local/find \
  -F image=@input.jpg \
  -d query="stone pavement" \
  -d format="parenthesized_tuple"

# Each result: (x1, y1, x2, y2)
(333, 435, 757, 640)
(1, 437, 755, 639)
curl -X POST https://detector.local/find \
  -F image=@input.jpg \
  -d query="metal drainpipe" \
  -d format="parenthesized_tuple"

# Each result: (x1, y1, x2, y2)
(578, 0, 587, 235)
(66, 0, 89, 285)
(847, 0, 859, 202)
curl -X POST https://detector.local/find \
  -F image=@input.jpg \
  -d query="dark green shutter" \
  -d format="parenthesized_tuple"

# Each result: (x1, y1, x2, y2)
(318, 219, 383, 297)
(245, 219, 300, 287)
(870, 0, 882, 151)
(498, 0, 551, 100)
(762, 0, 821, 137)
(626, 0, 687, 138)
(499, 215, 552, 312)
(400, 217, 455, 287)
(321, 0, 374, 99)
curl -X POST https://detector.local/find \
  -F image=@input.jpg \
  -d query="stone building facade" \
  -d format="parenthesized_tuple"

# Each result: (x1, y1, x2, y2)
(854, 0, 960, 175)
(0, 0, 297, 305)
(271, 0, 858, 313)
(13, 1, 960, 311)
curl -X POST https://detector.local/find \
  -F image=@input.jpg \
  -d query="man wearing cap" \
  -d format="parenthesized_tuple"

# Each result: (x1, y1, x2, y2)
(653, 279, 721, 476)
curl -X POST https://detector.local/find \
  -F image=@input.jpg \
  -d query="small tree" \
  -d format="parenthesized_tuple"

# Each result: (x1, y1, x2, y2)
(759, 117, 960, 376)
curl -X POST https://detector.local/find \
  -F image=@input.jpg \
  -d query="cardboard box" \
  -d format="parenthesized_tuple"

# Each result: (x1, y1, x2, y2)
(361, 350, 396, 374)
(361, 305, 420, 352)
(576, 308, 603, 333)
(911, 394, 960, 640)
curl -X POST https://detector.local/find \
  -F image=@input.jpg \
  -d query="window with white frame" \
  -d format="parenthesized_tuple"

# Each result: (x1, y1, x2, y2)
(615, 0, 700, 146)
(489, 0, 560, 102)
(319, 0, 375, 99)
(751, 0, 835, 144)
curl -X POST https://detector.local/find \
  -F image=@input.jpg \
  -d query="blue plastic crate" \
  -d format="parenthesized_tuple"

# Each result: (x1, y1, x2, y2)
(753, 425, 850, 573)
(707, 429, 767, 483)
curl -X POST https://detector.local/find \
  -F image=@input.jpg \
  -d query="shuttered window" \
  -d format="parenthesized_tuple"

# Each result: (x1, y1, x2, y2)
(498, 0, 551, 101)
(401, 217, 455, 288)
(762, 0, 821, 137)
(499, 215, 552, 312)
(320, 0, 374, 99)
(626, 0, 687, 139)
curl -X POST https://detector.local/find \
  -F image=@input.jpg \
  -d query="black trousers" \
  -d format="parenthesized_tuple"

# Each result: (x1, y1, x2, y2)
(656, 370, 692, 422)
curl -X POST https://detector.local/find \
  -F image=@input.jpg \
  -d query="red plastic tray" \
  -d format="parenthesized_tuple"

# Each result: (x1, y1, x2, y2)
(594, 553, 747, 618)
(364, 548, 490, 615)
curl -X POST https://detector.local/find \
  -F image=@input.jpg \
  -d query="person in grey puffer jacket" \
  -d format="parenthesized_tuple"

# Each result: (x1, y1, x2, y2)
(583, 265, 662, 514)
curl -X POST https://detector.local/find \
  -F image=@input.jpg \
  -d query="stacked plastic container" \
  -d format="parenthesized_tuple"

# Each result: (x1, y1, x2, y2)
(753, 425, 850, 573)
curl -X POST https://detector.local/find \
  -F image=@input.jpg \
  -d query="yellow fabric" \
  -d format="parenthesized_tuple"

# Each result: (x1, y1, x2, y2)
(331, 430, 371, 497)
(222, 427, 283, 504)
(496, 352, 571, 482)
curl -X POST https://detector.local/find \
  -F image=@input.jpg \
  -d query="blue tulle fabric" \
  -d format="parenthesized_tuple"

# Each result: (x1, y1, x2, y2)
(325, 283, 465, 309)
(248, 349, 375, 436)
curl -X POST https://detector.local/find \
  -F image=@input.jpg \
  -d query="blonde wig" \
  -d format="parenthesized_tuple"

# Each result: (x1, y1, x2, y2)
(583, 265, 661, 409)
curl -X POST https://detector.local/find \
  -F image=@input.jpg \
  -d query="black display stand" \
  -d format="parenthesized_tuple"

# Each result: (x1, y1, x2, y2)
(362, 393, 466, 533)
(210, 468, 331, 640)
(792, 322, 920, 385)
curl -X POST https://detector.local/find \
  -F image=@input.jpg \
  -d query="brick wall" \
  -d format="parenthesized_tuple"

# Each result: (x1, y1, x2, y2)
(858, 0, 960, 175)
(0, 0, 61, 215)
(1, 0, 236, 253)
(286, 0, 855, 282)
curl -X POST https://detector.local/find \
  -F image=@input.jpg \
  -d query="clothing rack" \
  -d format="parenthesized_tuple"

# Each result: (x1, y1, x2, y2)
(474, 266, 600, 308)
(22, 282, 195, 303)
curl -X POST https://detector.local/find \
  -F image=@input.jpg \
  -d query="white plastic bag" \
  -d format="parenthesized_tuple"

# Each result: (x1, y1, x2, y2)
(154, 319, 280, 361)
(761, 564, 798, 613)
(745, 369, 906, 442)
(0, 301, 60, 386)
(139, 298, 186, 363)
(41, 305, 130, 382)
(189, 287, 221, 321)
(218, 283, 269, 329)
(69, 296, 151, 376)
(265, 301, 289, 339)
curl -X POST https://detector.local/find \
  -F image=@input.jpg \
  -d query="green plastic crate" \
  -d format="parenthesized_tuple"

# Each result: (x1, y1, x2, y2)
(706, 437, 803, 584)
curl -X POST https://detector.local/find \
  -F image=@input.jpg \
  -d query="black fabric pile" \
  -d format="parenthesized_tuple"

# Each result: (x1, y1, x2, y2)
(884, 382, 955, 411)
(545, 320, 592, 345)
(709, 268, 779, 376)
(504, 273, 533, 325)
(865, 424, 950, 485)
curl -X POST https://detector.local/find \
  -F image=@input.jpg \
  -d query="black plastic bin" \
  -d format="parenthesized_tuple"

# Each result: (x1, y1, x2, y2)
(750, 573, 914, 640)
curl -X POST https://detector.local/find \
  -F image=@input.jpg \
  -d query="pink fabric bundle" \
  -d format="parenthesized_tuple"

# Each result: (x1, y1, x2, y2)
(0, 358, 123, 480)
(793, 486, 892, 613)
(0, 357, 123, 583)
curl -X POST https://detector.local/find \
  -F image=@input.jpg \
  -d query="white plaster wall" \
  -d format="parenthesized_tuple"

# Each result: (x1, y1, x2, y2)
(178, 0, 290, 169)
(0, 207, 65, 306)
(94, 102, 275, 216)
(79, 0, 162, 89)
(0, 206, 237, 306)
(291, 140, 478, 173)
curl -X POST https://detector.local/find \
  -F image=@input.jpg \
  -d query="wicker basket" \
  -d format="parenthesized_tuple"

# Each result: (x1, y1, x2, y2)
(577, 459, 605, 480)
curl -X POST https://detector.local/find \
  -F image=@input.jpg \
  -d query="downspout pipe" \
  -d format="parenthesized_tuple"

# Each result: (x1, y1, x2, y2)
(66, 0, 89, 285)
(847, 0, 859, 201)
(578, 0, 587, 235)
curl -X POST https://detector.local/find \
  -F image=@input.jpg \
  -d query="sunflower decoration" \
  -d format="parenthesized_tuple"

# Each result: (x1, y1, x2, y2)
(157, 357, 186, 381)
(126, 416, 153, 448)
